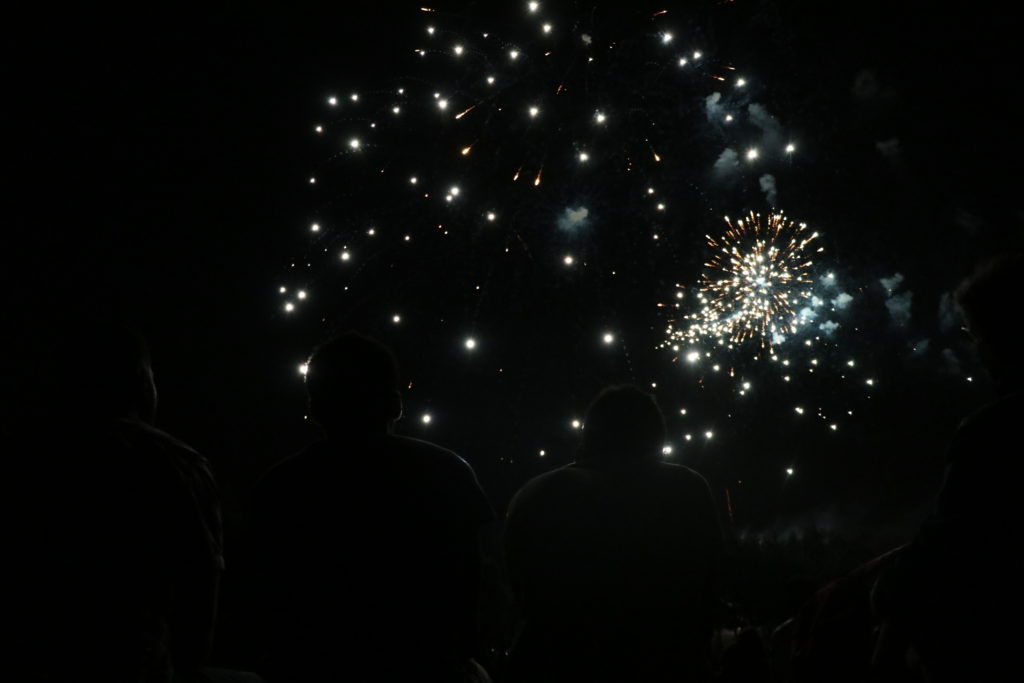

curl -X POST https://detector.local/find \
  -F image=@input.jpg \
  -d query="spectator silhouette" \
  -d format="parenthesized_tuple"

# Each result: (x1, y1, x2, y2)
(873, 254, 1024, 682)
(720, 628, 769, 683)
(504, 385, 724, 682)
(5, 322, 225, 683)
(246, 333, 493, 682)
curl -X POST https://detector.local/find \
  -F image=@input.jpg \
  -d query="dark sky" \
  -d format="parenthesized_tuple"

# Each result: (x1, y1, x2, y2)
(7, 1, 1022, 532)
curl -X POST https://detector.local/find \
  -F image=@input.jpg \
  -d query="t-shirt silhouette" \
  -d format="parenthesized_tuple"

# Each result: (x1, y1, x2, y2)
(505, 459, 723, 683)
(7, 417, 223, 682)
(248, 433, 492, 682)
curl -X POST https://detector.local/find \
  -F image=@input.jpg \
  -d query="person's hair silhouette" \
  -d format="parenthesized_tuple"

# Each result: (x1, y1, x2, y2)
(579, 384, 667, 464)
(304, 332, 403, 435)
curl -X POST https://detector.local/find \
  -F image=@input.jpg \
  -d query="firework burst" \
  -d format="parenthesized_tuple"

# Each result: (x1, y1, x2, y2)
(665, 211, 822, 351)
(281, 3, 861, 474)
(281, 4, 796, 330)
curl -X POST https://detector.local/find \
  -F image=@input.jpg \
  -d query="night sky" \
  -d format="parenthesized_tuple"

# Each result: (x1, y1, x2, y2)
(7, 1, 1022, 540)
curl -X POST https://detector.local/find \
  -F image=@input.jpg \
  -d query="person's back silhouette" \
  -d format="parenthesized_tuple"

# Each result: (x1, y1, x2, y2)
(873, 254, 1024, 682)
(246, 333, 492, 682)
(504, 385, 724, 683)
(5, 322, 224, 683)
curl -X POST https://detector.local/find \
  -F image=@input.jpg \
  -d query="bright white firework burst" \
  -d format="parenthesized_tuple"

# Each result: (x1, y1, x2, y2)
(665, 211, 823, 351)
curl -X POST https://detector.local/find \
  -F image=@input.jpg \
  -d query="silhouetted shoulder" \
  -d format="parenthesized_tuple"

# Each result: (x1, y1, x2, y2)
(938, 390, 1023, 519)
(111, 418, 224, 558)
(653, 460, 715, 488)
(386, 435, 494, 520)
(114, 416, 195, 449)
(266, 434, 475, 480)
(655, 461, 719, 500)
(12, 418, 219, 528)
(506, 464, 577, 512)
(114, 418, 214, 477)
(510, 460, 712, 509)
(257, 433, 492, 526)
(387, 434, 482, 473)
(953, 390, 1022, 439)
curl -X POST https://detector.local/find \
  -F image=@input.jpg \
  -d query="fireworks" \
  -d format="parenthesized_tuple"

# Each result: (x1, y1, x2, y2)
(665, 211, 822, 350)
(285, 4, 800, 325)
(280, 2, 873, 480)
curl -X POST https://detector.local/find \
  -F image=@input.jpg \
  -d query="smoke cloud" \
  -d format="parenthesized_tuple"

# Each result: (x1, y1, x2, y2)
(938, 291, 960, 331)
(557, 206, 590, 231)
(885, 290, 913, 326)
(759, 174, 777, 205)
(705, 92, 724, 122)
(880, 273, 904, 293)
(713, 148, 740, 174)
(748, 103, 783, 148)
(942, 348, 961, 374)
(832, 292, 854, 310)
(876, 137, 901, 162)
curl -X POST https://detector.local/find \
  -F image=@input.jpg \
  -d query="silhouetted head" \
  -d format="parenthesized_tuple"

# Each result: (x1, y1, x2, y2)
(956, 254, 1022, 382)
(579, 384, 666, 465)
(44, 322, 157, 423)
(305, 332, 402, 437)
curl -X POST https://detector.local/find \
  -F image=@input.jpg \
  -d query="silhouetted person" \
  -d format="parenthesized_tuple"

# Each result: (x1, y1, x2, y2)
(784, 547, 899, 683)
(504, 385, 724, 682)
(246, 333, 493, 682)
(720, 628, 769, 683)
(5, 322, 224, 683)
(873, 254, 1024, 682)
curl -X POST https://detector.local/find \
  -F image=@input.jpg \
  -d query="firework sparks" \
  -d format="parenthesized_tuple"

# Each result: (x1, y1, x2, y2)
(666, 211, 821, 350)
(285, 3, 873, 469)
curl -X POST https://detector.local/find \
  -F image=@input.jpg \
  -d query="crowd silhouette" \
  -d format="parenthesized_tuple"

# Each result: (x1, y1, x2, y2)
(4, 254, 1021, 682)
